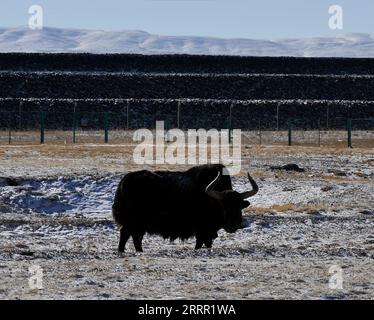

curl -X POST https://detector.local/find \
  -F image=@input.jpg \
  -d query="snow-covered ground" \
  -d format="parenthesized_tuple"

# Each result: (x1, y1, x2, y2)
(0, 175, 119, 217)
(1, 26, 374, 57)
(0, 144, 373, 299)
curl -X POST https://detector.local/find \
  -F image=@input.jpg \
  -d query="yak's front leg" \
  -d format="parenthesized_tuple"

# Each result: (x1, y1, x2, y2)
(118, 227, 131, 252)
(132, 232, 144, 252)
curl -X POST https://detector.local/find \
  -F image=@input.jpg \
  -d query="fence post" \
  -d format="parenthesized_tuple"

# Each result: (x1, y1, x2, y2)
(288, 119, 292, 146)
(229, 104, 233, 143)
(104, 112, 109, 143)
(40, 111, 45, 144)
(126, 103, 129, 130)
(73, 112, 77, 143)
(276, 104, 280, 131)
(258, 119, 262, 146)
(165, 118, 171, 143)
(347, 118, 352, 148)
(19, 101, 23, 130)
(318, 119, 321, 147)
(177, 101, 181, 129)
(8, 112, 11, 145)
(226, 117, 232, 144)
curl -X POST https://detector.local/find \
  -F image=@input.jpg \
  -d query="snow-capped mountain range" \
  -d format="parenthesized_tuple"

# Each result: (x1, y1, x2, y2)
(0, 26, 373, 57)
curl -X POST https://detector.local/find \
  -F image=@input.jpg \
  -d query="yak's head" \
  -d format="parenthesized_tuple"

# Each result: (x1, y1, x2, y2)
(205, 172, 258, 233)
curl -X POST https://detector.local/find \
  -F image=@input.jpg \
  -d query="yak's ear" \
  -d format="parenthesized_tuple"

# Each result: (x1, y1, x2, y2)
(241, 200, 250, 209)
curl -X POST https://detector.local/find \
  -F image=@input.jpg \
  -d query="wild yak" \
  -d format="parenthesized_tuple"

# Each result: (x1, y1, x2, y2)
(112, 164, 258, 252)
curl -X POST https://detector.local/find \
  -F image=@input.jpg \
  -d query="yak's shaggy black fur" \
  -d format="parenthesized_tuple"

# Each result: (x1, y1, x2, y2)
(112, 164, 257, 252)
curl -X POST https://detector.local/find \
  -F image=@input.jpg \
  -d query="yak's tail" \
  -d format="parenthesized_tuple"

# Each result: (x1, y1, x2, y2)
(112, 181, 123, 226)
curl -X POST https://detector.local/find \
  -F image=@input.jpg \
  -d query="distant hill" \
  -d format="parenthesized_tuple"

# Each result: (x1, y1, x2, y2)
(0, 26, 373, 57)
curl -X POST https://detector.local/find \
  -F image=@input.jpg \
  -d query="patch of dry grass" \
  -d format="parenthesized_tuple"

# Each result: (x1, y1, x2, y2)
(246, 203, 340, 214)
(245, 145, 374, 155)
(0, 142, 373, 175)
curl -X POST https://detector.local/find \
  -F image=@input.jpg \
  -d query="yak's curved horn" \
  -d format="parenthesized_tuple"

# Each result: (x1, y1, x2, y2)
(205, 172, 221, 192)
(239, 173, 259, 199)
(205, 172, 224, 200)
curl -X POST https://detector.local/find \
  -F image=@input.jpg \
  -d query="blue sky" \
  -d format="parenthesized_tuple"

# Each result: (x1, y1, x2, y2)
(0, 0, 373, 39)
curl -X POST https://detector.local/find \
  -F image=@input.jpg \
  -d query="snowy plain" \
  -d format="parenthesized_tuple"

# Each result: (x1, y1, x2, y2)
(0, 143, 373, 299)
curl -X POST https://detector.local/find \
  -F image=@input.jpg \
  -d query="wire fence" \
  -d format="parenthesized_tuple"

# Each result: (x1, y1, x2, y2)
(0, 111, 373, 148)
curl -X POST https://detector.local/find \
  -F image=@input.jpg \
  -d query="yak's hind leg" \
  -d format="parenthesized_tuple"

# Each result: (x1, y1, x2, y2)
(118, 227, 131, 252)
(132, 232, 144, 252)
(195, 237, 204, 250)
(204, 238, 213, 249)
(205, 232, 217, 249)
